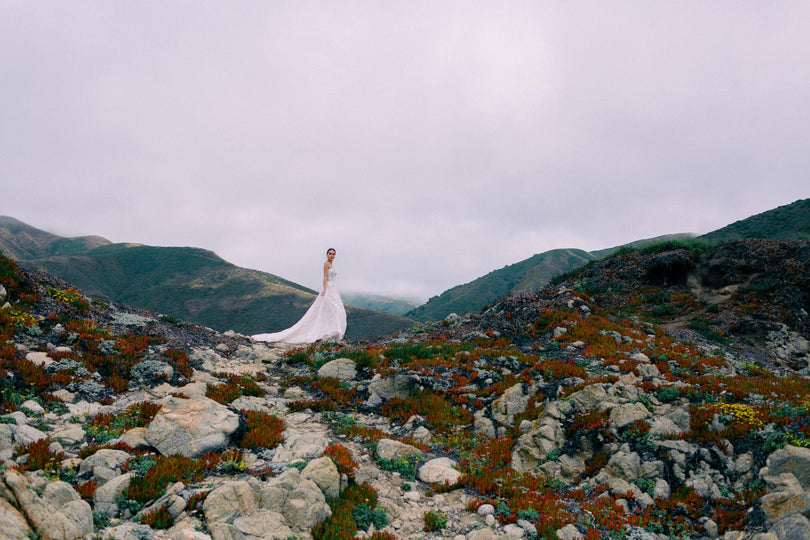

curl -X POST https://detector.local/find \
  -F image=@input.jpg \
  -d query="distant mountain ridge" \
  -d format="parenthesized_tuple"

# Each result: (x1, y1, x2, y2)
(341, 292, 420, 316)
(407, 198, 810, 321)
(0, 217, 412, 340)
(0, 216, 112, 260)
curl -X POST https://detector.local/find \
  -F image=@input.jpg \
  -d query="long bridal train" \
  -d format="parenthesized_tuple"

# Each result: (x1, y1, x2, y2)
(251, 267, 347, 344)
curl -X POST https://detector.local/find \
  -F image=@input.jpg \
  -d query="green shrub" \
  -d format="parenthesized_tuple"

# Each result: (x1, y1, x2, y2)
(424, 509, 447, 531)
(353, 503, 388, 531)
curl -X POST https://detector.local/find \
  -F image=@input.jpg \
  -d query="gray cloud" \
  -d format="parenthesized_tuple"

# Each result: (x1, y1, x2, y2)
(2, 1, 808, 300)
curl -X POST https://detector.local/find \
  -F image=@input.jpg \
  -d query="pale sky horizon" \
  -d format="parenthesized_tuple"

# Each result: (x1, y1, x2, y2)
(2, 2, 809, 301)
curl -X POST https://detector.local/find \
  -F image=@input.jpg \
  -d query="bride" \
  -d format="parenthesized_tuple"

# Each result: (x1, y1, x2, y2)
(252, 248, 347, 344)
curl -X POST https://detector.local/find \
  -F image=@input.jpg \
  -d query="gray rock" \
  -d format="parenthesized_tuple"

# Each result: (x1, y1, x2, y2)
(635, 363, 660, 378)
(0, 497, 31, 540)
(769, 513, 810, 540)
(130, 360, 174, 383)
(759, 473, 810, 526)
(474, 410, 497, 438)
(0, 424, 14, 451)
(94, 473, 133, 517)
(477, 504, 495, 515)
(376, 438, 425, 461)
(568, 384, 611, 412)
(231, 510, 294, 539)
(316, 358, 357, 381)
(19, 400, 45, 415)
(418, 457, 462, 485)
(301, 456, 340, 500)
(765, 445, 810, 490)
(79, 449, 131, 485)
(25, 351, 53, 368)
(367, 373, 416, 403)
(605, 451, 641, 481)
(512, 416, 565, 474)
(145, 396, 240, 458)
(649, 406, 691, 436)
(272, 429, 328, 463)
(556, 524, 583, 540)
(492, 382, 536, 425)
(203, 481, 260, 525)
(279, 475, 331, 530)
(653, 478, 670, 499)
(3, 470, 93, 540)
(609, 402, 649, 428)
(12, 424, 48, 446)
(467, 527, 495, 540)
(503, 523, 525, 537)
(518, 518, 537, 536)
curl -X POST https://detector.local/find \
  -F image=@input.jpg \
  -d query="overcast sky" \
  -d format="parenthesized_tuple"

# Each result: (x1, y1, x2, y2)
(2, 2, 809, 301)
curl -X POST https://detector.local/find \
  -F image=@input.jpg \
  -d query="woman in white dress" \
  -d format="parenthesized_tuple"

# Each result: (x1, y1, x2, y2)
(251, 248, 347, 344)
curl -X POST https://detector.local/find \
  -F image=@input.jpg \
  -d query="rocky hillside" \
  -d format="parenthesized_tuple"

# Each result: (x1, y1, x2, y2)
(0, 217, 413, 340)
(1, 240, 809, 540)
(0, 216, 111, 260)
(409, 198, 810, 323)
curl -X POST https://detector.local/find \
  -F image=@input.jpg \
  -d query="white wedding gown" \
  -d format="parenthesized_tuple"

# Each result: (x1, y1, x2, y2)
(251, 267, 347, 344)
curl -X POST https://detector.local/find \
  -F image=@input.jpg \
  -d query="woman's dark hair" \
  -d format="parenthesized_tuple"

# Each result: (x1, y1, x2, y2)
(326, 248, 336, 254)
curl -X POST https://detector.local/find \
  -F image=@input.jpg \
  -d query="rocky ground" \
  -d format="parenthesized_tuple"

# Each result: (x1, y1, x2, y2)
(1, 240, 810, 540)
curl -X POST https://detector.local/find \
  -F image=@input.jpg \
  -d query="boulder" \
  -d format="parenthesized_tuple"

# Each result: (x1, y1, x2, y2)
(272, 428, 328, 463)
(556, 524, 583, 540)
(376, 438, 425, 461)
(492, 383, 536, 425)
(0, 497, 31, 540)
(228, 510, 294, 539)
(759, 473, 810, 527)
(316, 358, 357, 381)
(418, 457, 462, 485)
(79, 448, 131, 485)
(567, 385, 611, 412)
(302, 456, 340, 500)
(512, 416, 565, 473)
(367, 373, 415, 404)
(12, 423, 48, 446)
(3, 470, 93, 540)
(764, 446, 810, 490)
(473, 410, 496, 438)
(609, 402, 649, 428)
(203, 481, 260, 525)
(94, 473, 133, 517)
(145, 396, 240, 458)
(279, 475, 331, 530)
(605, 451, 641, 481)
(769, 513, 810, 540)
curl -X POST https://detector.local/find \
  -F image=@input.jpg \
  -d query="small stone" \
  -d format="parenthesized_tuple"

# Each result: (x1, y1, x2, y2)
(556, 524, 583, 540)
(503, 523, 525, 538)
(477, 504, 495, 515)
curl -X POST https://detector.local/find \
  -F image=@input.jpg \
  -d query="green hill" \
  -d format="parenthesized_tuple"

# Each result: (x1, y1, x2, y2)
(0, 217, 412, 340)
(407, 249, 596, 322)
(0, 216, 111, 260)
(700, 198, 810, 243)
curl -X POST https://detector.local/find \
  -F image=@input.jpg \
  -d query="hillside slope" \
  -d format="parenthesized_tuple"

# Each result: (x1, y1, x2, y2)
(0, 216, 111, 260)
(700, 198, 810, 243)
(409, 198, 810, 322)
(407, 249, 596, 322)
(1, 217, 412, 340)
